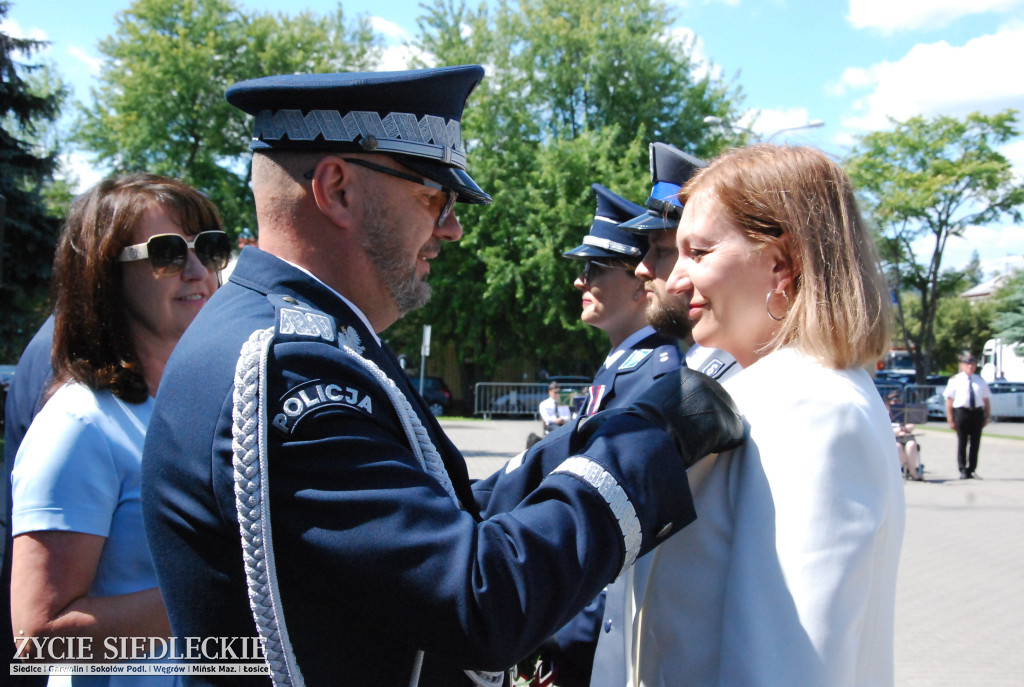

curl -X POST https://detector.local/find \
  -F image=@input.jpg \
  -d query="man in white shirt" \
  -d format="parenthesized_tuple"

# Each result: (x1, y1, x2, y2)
(538, 381, 568, 433)
(944, 354, 992, 479)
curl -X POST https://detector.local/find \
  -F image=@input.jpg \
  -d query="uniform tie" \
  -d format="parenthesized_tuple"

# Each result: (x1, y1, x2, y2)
(968, 374, 976, 409)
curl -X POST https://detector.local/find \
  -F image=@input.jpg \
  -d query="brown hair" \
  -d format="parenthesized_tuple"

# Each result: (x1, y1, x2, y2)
(680, 144, 891, 369)
(49, 173, 224, 403)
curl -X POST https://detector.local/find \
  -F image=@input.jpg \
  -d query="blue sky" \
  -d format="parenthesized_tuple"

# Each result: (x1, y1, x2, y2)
(5, 0, 1024, 275)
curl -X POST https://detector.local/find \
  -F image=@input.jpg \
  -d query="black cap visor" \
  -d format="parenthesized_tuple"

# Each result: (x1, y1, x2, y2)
(620, 210, 678, 233)
(395, 154, 492, 205)
(562, 244, 623, 260)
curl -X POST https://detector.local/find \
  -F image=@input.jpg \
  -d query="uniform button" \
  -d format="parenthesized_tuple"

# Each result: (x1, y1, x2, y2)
(656, 523, 674, 539)
(282, 296, 298, 304)
(604, 619, 613, 633)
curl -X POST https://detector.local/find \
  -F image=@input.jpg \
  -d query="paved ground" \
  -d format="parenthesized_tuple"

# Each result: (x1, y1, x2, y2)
(441, 417, 1024, 686)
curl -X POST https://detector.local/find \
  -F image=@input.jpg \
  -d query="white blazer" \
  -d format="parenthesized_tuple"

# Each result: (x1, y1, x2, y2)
(593, 347, 905, 687)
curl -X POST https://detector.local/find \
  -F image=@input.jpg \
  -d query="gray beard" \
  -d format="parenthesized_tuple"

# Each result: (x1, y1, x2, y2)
(361, 197, 432, 317)
(646, 301, 692, 340)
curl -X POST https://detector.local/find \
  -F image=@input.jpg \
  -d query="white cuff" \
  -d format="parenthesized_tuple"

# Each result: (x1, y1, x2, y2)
(553, 456, 642, 573)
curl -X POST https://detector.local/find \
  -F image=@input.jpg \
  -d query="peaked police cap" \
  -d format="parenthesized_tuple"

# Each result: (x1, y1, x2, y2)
(225, 66, 491, 205)
(564, 183, 649, 261)
(620, 142, 706, 233)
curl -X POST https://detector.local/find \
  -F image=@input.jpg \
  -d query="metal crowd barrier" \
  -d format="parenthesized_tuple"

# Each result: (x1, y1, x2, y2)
(474, 383, 550, 419)
(876, 383, 943, 424)
(475, 381, 948, 421)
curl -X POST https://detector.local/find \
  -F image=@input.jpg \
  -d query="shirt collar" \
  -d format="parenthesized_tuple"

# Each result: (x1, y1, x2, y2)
(279, 258, 382, 346)
(604, 325, 657, 367)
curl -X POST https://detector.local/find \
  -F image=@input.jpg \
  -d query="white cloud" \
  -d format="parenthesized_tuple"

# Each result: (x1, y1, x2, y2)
(928, 223, 1024, 273)
(63, 150, 107, 193)
(67, 45, 103, 75)
(0, 18, 49, 42)
(376, 43, 428, 71)
(666, 0, 740, 9)
(1, 19, 52, 59)
(669, 26, 722, 82)
(847, 0, 1024, 34)
(739, 107, 826, 141)
(1000, 138, 1024, 178)
(837, 27, 1024, 133)
(370, 16, 408, 41)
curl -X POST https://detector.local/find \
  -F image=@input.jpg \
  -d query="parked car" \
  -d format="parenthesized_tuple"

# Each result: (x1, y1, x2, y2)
(926, 380, 1024, 420)
(408, 375, 453, 416)
(925, 392, 946, 420)
(989, 381, 1024, 420)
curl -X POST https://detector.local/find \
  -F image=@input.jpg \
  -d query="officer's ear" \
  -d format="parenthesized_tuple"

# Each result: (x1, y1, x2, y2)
(308, 156, 358, 230)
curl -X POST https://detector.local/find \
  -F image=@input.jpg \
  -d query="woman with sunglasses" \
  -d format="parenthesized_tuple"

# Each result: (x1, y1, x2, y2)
(10, 174, 227, 680)
(531, 184, 686, 687)
(563, 184, 684, 420)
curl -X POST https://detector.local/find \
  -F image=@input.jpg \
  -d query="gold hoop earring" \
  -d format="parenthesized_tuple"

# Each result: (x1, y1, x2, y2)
(766, 289, 790, 322)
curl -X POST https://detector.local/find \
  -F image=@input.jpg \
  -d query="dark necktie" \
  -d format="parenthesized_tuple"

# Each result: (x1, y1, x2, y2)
(968, 375, 976, 409)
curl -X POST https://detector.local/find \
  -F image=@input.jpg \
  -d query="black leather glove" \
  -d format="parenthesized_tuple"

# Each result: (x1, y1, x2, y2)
(627, 367, 745, 469)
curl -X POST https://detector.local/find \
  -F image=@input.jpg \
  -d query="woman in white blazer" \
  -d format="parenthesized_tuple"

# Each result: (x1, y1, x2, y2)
(593, 145, 905, 687)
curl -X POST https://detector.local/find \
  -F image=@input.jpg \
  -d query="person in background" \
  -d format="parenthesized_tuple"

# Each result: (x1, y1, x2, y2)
(2, 317, 55, 683)
(894, 421, 923, 481)
(538, 381, 568, 433)
(10, 174, 228, 683)
(140, 66, 743, 686)
(595, 144, 905, 686)
(944, 354, 991, 479)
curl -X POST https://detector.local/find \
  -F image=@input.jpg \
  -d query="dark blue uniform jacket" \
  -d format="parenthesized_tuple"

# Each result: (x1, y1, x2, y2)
(546, 329, 682, 686)
(141, 248, 697, 686)
(582, 330, 681, 417)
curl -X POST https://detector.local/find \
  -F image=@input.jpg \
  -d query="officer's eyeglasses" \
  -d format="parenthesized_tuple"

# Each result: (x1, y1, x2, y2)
(119, 230, 232, 277)
(579, 259, 633, 285)
(342, 158, 457, 227)
(305, 159, 457, 227)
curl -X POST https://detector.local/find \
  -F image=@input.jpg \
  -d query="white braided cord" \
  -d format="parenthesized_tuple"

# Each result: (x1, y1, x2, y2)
(233, 327, 304, 686)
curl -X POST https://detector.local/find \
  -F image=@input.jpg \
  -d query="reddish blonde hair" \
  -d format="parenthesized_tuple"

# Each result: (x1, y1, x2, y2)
(680, 144, 891, 369)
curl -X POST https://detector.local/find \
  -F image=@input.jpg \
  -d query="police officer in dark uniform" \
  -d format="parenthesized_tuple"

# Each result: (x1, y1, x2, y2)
(623, 142, 739, 381)
(535, 184, 686, 687)
(587, 143, 741, 687)
(141, 66, 744, 687)
(565, 183, 683, 418)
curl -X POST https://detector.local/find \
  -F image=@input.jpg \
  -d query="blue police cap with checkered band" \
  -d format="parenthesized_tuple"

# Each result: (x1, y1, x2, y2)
(564, 183, 649, 261)
(225, 65, 491, 205)
(620, 142, 706, 233)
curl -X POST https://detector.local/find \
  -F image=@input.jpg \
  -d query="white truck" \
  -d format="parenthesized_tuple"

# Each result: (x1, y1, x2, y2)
(979, 338, 1024, 419)
(981, 338, 1024, 383)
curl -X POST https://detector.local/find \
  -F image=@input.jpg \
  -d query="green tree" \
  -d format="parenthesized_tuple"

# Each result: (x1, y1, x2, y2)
(846, 110, 1024, 381)
(991, 269, 1024, 347)
(76, 0, 381, 235)
(393, 0, 745, 393)
(931, 295, 995, 375)
(0, 0, 65, 361)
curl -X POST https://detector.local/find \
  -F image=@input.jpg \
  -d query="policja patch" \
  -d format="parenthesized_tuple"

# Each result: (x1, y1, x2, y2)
(271, 379, 375, 435)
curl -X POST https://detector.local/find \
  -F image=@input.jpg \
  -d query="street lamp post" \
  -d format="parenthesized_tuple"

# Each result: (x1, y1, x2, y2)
(703, 115, 824, 141)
